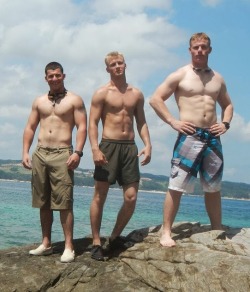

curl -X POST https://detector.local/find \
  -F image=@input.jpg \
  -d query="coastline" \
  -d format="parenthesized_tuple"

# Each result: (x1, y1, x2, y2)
(1, 178, 249, 201)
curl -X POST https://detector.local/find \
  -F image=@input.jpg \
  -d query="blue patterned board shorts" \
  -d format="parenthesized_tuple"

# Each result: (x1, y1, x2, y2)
(168, 128, 223, 193)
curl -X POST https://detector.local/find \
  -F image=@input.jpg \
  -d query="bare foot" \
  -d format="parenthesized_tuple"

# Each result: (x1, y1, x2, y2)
(160, 233, 176, 247)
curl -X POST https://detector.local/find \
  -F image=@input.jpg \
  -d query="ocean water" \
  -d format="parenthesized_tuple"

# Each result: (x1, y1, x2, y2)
(0, 180, 249, 250)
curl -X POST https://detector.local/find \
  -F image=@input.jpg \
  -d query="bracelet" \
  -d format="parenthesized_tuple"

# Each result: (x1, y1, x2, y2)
(222, 122, 230, 130)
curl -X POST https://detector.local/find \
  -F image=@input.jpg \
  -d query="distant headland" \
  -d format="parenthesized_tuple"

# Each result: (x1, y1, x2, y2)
(0, 159, 249, 200)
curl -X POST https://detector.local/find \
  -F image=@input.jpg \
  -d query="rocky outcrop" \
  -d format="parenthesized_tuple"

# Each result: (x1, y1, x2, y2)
(1, 222, 250, 292)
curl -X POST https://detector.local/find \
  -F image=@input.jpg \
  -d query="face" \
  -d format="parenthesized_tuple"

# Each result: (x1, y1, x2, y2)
(189, 38, 212, 67)
(45, 68, 65, 91)
(106, 56, 126, 76)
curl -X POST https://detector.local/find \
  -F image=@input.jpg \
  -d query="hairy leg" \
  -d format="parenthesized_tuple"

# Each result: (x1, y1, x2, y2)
(60, 209, 74, 250)
(205, 191, 222, 230)
(110, 182, 138, 240)
(90, 181, 109, 246)
(40, 208, 53, 248)
(160, 189, 182, 247)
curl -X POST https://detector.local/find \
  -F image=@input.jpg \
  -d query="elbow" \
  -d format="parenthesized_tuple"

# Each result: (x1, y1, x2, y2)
(149, 97, 156, 109)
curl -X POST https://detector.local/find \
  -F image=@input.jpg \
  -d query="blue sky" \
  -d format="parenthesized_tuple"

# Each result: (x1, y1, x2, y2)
(0, 0, 249, 184)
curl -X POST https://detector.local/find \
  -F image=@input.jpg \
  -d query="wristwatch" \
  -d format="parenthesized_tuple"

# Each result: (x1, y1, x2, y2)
(74, 150, 83, 157)
(222, 122, 230, 130)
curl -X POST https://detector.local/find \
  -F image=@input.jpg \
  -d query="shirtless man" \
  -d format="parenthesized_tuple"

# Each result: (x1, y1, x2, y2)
(89, 51, 151, 260)
(150, 32, 233, 247)
(22, 62, 87, 262)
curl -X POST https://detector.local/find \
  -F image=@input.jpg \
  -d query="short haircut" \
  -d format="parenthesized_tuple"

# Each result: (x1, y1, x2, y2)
(105, 51, 124, 66)
(45, 62, 64, 74)
(189, 32, 211, 47)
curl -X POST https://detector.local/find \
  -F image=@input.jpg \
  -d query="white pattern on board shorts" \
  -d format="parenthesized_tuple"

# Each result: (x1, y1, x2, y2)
(168, 128, 223, 193)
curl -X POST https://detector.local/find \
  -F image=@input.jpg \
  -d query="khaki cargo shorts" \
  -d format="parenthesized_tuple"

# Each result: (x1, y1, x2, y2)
(31, 145, 74, 210)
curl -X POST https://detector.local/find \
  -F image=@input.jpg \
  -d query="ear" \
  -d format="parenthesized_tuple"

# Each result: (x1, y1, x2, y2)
(209, 46, 212, 54)
(106, 66, 110, 73)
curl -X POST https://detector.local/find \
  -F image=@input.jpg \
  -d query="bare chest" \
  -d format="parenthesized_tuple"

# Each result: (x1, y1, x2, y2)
(178, 73, 222, 98)
(105, 94, 137, 114)
(38, 98, 73, 120)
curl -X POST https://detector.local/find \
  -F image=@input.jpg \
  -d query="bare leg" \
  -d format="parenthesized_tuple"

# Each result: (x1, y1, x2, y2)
(90, 181, 109, 246)
(160, 189, 182, 247)
(40, 208, 53, 248)
(110, 182, 138, 240)
(60, 209, 74, 250)
(204, 191, 222, 230)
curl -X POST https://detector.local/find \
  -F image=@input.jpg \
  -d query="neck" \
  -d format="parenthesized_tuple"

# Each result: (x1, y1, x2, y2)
(48, 88, 67, 96)
(48, 88, 67, 106)
(191, 63, 211, 72)
(110, 77, 127, 93)
(192, 61, 209, 68)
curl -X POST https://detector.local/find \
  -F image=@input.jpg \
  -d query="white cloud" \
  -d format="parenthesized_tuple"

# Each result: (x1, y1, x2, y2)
(223, 113, 250, 142)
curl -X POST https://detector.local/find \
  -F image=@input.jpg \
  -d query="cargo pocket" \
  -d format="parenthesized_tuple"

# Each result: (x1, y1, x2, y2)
(170, 158, 181, 178)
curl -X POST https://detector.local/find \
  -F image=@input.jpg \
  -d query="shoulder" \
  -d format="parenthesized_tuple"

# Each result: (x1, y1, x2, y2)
(91, 83, 110, 102)
(32, 94, 47, 107)
(164, 65, 188, 83)
(212, 69, 225, 82)
(127, 83, 142, 94)
(66, 91, 84, 104)
(172, 65, 189, 78)
(66, 90, 82, 99)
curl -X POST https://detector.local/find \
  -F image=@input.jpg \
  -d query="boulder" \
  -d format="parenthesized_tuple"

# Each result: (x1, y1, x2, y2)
(0, 222, 249, 292)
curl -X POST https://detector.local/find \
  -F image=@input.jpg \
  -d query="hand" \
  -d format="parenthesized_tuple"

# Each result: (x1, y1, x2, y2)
(66, 153, 80, 170)
(170, 120, 196, 135)
(138, 146, 151, 166)
(22, 154, 32, 170)
(92, 149, 108, 166)
(209, 123, 227, 137)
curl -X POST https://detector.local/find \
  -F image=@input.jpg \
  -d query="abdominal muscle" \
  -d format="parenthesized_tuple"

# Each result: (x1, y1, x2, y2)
(37, 117, 73, 147)
(101, 112, 135, 140)
(177, 94, 217, 128)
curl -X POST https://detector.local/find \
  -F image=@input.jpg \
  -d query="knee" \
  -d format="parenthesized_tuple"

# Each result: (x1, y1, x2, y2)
(124, 193, 137, 205)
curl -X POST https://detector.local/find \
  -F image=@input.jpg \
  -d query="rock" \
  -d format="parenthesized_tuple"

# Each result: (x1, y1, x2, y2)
(0, 222, 249, 292)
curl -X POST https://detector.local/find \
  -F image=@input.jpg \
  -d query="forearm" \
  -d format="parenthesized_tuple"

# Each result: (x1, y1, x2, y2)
(138, 123, 151, 149)
(75, 127, 87, 151)
(221, 104, 234, 123)
(22, 129, 35, 155)
(88, 124, 100, 151)
(149, 98, 175, 125)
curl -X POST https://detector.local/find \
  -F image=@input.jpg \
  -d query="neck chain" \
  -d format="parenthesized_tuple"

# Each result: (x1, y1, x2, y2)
(193, 67, 211, 73)
(48, 89, 67, 106)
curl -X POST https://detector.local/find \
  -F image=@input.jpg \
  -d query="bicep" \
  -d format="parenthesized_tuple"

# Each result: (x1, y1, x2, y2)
(74, 99, 87, 128)
(89, 95, 105, 125)
(217, 83, 232, 109)
(152, 73, 180, 101)
(26, 105, 40, 130)
(134, 93, 146, 124)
